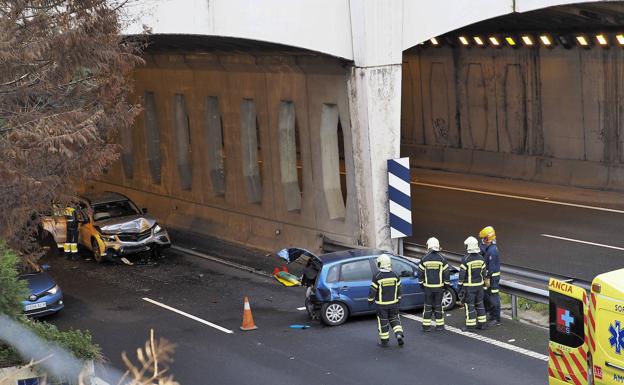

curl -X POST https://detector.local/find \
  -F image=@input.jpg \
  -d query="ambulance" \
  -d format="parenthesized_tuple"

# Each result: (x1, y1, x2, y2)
(548, 269, 624, 385)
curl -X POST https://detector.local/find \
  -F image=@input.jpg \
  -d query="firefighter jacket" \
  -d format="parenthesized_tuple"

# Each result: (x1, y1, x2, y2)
(417, 251, 450, 289)
(368, 269, 402, 306)
(64, 207, 78, 230)
(459, 253, 486, 287)
(481, 242, 501, 292)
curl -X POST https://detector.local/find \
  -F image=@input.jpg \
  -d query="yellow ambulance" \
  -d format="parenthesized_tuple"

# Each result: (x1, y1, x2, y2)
(548, 269, 624, 385)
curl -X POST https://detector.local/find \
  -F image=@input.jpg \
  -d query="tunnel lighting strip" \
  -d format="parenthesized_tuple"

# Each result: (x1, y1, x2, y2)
(541, 234, 624, 251)
(539, 35, 552, 46)
(617, 34, 624, 45)
(596, 34, 608, 46)
(428, 32, 624, 48)
(412, 182, 624, 214)
(521, 35, 534, 46)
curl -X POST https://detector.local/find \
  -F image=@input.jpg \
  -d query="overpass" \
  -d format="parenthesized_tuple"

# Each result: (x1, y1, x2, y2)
(88, 0, 624, 254)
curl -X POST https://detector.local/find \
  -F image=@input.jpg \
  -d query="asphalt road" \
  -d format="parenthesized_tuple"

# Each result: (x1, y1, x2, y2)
(409, 183, 624, 281)
(44, 248, 549, 385)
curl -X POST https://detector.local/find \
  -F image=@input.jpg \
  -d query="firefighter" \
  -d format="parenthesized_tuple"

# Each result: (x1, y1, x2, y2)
(418, 237, 450, 331)
(64, 206, 79, 260)
(480, 225, 501, 326)
(459, 236, 487, 331)
(368, 254, 405, 347)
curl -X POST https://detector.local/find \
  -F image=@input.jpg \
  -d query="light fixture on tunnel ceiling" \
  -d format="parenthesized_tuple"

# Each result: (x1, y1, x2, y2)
(505, 36, 517, 47)
(521, 35, 534, 46)
(459, 36, 470, 46)
(539, 35, 553, 47)
(488, 36, 500, 47)
(430, 37, 440, 46)
(557, 35, 574, 49)
(596, 34, 608, 47)
(616, 34, 624, 46)
(576, 35, 590, 48)
(473, 36, 485, 47)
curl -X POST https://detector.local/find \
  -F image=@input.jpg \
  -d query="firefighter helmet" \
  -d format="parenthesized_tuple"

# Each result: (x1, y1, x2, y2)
(376, 254, 392, 270)
(426, 237, 441, 252)
(464, 236, 480, 253)
(479, 226, 496, 242)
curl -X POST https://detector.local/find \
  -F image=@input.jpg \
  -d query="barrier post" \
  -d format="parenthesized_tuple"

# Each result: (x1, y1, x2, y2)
(511, 294, 518, 320)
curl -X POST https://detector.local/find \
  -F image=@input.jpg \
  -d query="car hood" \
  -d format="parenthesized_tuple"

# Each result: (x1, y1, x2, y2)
(277, 248, 320, 264)
(96, 215, 155, 234)
(20, 272, 55, 295)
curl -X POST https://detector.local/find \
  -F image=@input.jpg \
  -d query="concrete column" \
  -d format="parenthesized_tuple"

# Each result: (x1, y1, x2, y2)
(348, 0, 403, 251)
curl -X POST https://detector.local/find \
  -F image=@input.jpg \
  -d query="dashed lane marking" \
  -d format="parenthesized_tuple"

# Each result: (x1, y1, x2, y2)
(142, 297, 234, 334)
(413, 182, 624, 214)
(401, 313, 548, 362)
(541, 234, 624, 251)
(297, 307, 306, 311)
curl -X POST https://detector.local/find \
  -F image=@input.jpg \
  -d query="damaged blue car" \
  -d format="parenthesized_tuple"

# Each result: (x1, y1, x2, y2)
(278, 248, 461, 326)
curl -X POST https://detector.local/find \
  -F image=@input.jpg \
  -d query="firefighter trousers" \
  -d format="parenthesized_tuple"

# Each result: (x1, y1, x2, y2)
(64, 224, 79, 257)
(484, 288, 501, 322)
(376, 305, 403, 341)
(422, 288, 444, 327)
(464, 287, 487, 328)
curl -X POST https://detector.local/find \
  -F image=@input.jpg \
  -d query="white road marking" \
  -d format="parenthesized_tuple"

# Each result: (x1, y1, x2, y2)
(297, 307, 306, 311)
(413, 182, 624, 214)
(401, 313, 548, 362)
(541, 234, 624, 251)
(142, 297, 234, 334)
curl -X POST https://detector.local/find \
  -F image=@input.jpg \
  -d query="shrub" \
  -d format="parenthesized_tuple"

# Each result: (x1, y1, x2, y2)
(0, 241, 28, 318)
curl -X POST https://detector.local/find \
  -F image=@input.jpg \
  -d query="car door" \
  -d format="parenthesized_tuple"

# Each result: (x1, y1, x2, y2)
(391, 257, 423, 309)
(336, 258, 375, 315)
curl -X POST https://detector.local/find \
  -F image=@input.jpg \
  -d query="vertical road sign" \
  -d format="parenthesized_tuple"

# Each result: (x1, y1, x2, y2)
(387, 157, 412, 239)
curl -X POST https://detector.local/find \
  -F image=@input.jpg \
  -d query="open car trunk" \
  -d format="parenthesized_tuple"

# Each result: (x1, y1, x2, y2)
(277, 248, 322, 287)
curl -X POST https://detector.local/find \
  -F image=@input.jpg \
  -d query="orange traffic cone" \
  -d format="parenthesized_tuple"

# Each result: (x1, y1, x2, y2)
(240, 296, 258, 331)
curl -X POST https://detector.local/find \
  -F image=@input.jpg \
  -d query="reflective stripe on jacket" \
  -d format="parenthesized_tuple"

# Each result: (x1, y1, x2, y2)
(417, 251, 450, 288)
(459, 253, 486, 287)
(369, 270, 402, 305)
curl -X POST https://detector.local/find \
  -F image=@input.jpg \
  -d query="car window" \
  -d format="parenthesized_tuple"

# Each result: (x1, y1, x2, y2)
(391, 258, 414, 277)
(340, 259, 373, 282)
(92, 200, 140, 221)
(549, 291, 585, 348)
(326, 265, 340, 283)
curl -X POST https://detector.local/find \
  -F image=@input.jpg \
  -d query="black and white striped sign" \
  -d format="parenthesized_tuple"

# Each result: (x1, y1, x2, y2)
(387, 157, 412, 239)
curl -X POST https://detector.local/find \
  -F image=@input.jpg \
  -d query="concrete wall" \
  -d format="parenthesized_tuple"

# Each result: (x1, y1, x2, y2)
(402, 45, 624, 190)
(90, 53, 361, 253)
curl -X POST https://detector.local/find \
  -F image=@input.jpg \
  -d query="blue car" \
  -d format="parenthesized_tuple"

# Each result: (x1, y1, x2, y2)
(278, 248, 461, 326)
(19, 264, 64, 317)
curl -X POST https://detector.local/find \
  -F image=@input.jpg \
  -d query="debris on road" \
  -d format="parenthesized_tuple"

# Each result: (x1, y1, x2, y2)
(289, 325, 311, 329)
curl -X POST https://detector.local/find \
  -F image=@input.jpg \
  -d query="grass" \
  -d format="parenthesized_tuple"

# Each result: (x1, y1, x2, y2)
(500, 292, 549, 315)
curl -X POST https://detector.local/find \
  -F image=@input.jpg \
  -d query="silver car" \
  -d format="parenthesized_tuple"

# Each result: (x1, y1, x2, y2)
(42, 192, 171, 262)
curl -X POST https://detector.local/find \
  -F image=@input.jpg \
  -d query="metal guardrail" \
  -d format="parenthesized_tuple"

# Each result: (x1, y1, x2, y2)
(322, 237, 592, 320)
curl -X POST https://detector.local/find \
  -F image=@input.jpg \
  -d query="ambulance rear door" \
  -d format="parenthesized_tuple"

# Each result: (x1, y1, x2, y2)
(548, 278, 589, 385)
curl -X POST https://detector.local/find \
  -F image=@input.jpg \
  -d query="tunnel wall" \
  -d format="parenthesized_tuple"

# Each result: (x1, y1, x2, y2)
(89, 53, 360, 253)
(402, 46, 624, 190)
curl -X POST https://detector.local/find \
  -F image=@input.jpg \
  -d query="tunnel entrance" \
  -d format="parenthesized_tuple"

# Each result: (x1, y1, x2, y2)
(401, 1, 624, 191)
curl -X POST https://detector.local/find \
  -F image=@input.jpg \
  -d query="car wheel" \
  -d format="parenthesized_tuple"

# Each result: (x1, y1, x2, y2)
(91, 238, 104, 263)
(442, 288, 457, 311)
(321, 302, 348, 326)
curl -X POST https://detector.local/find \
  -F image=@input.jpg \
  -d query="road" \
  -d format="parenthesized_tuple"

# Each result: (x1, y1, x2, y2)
(409, 181, 624, 281)
(44, 247, 548, 385)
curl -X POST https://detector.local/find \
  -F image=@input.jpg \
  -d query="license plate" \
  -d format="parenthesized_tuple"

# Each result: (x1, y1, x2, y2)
(24, 302, 46, 311)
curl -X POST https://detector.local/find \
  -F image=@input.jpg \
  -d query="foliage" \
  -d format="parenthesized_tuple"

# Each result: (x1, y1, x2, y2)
(22, 318, 102, 362)
(0, 0, 143, 252)
(0, 241, 28, 318)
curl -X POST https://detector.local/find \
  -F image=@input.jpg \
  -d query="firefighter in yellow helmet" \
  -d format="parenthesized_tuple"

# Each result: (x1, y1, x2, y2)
(479, 225, 501, 326)
(63, 206, 79, 260)
(459, 236, 487, 331)
(368, 254, 405, 347)
(418, 237, 450, 331)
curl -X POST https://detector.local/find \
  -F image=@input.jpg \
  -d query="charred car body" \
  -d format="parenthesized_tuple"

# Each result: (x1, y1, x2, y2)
(42, 192, 171, 262)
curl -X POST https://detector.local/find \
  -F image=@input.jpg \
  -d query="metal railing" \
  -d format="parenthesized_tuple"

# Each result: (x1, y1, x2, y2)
(322, 237, 591, 320)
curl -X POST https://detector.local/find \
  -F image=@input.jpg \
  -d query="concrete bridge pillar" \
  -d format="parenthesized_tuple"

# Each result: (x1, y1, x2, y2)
(348, 0, 403, 251)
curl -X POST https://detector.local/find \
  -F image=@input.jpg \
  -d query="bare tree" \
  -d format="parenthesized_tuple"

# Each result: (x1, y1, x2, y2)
(0, 0, 142, 252)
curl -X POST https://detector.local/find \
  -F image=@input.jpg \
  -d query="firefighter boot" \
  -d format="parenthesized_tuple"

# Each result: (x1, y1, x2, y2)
(379, 339, 389, 348)
(397, 333, 405, 347)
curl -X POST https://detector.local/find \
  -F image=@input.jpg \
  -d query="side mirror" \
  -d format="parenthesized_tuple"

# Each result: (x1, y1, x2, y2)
(41, 264, 50, 271)
(142, 208, 148, 214)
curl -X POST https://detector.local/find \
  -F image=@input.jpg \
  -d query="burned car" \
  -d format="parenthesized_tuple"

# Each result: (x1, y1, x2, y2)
(42, 192, 171, 262)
